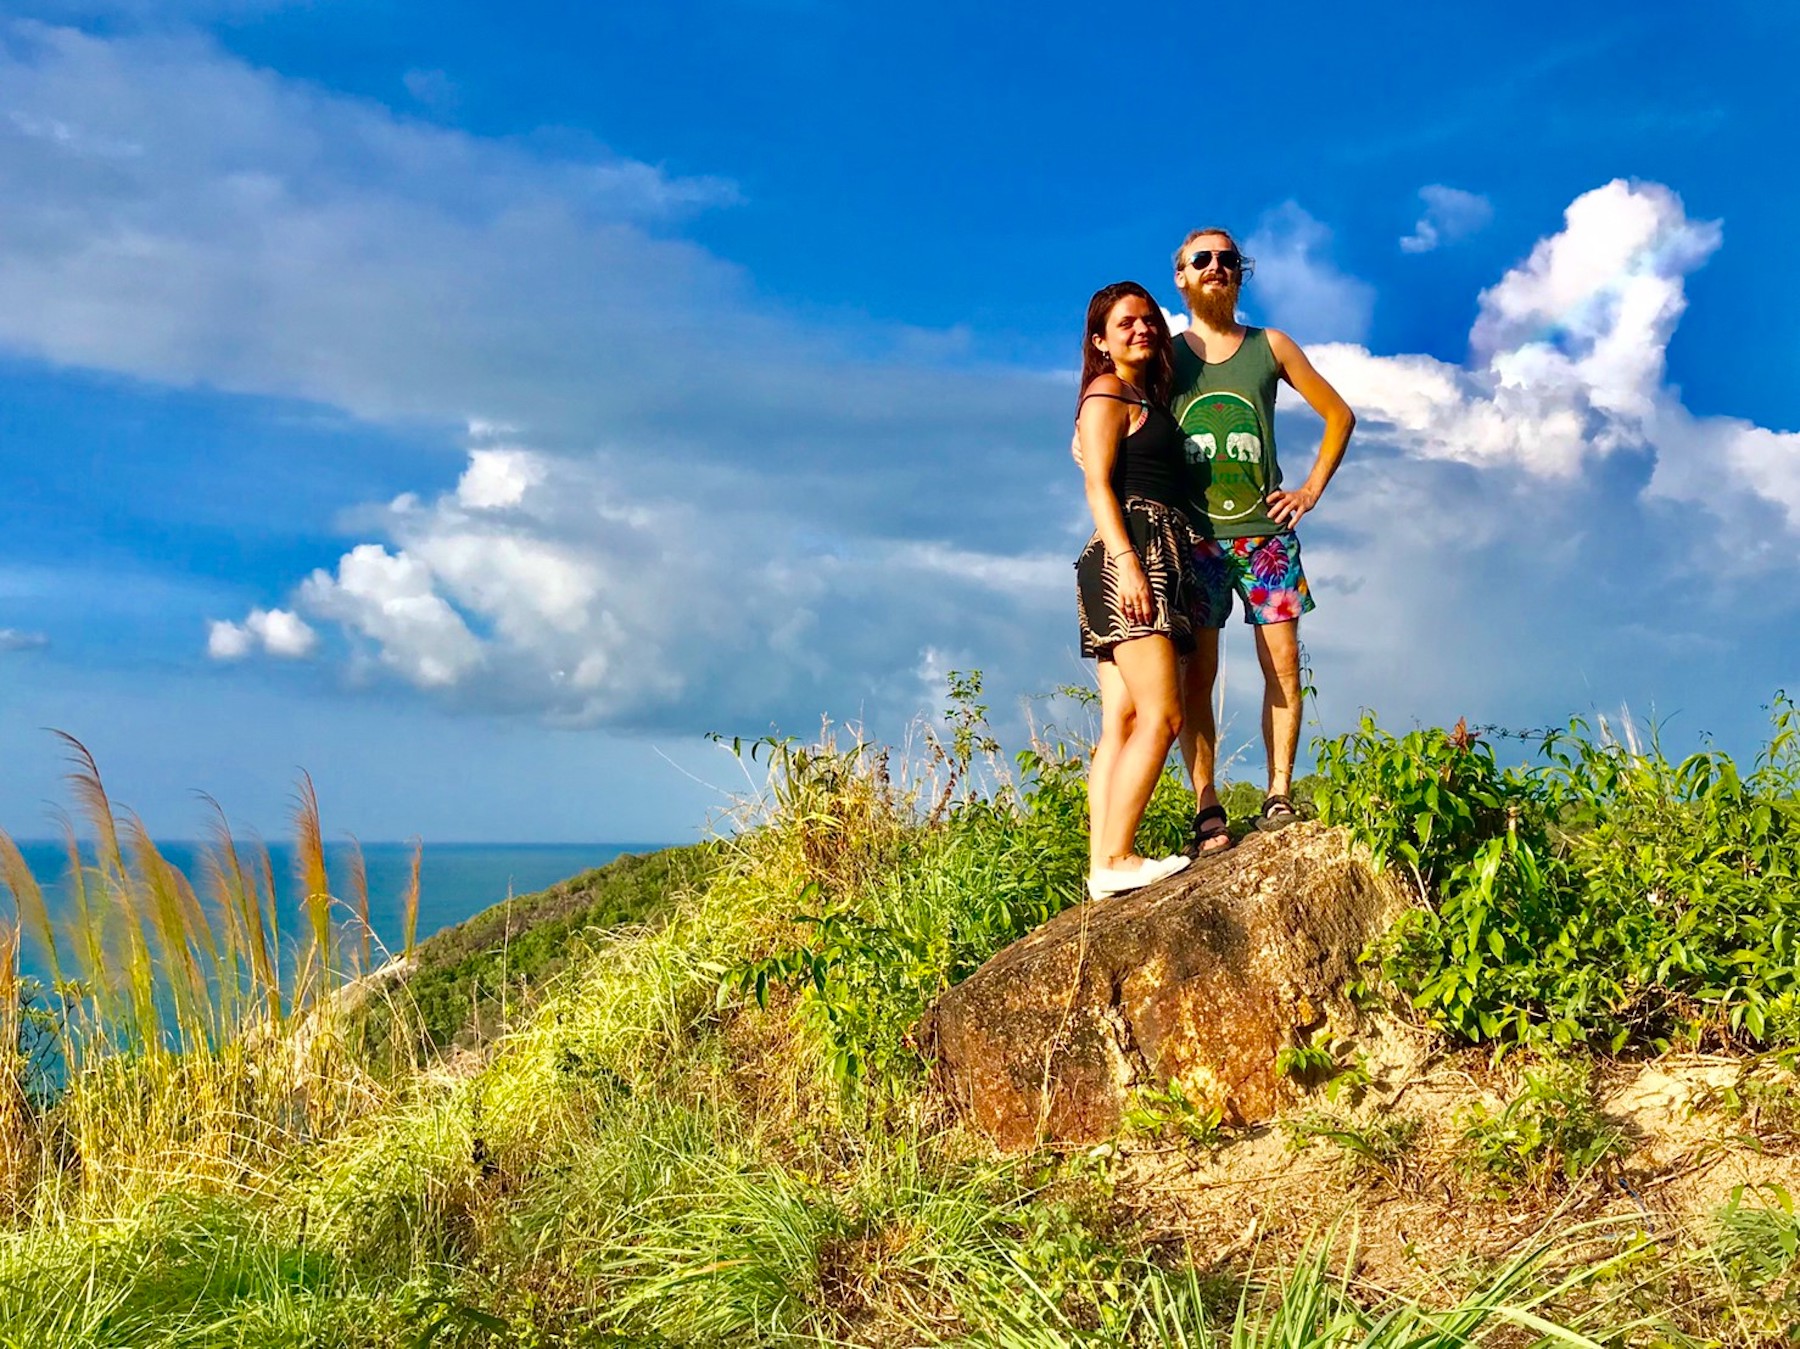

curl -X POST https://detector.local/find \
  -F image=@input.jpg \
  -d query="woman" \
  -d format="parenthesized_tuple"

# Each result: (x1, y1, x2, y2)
(1074, 282, 1194, 900)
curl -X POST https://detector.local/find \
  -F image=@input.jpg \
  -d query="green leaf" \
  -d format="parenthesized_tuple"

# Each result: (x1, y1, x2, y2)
(1745, 1001, 1767, 1040)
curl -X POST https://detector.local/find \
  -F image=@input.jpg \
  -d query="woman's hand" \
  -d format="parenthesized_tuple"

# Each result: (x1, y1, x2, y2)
(1113, 550, 1153, 626)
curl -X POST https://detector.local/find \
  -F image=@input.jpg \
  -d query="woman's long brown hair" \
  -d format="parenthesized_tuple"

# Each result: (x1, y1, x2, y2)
(1078, 281, 1175, 414)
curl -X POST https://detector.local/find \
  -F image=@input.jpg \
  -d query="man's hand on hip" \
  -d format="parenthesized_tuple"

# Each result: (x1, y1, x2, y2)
(1266, 482, 1321, 528)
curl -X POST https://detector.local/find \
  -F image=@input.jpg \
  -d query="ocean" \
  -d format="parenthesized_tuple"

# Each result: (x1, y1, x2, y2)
(6, 839, 671, 982)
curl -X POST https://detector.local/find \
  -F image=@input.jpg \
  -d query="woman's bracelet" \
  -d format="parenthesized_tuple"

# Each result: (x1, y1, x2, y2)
(1106, 547, 1136, 560)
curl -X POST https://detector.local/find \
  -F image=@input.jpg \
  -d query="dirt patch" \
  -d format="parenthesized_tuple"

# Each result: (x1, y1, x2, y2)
(1102, 1046, 1800, 1299)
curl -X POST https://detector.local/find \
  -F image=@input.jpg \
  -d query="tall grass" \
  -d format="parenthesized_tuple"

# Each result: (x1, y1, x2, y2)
(969, 1223, 1656, 1348)
(0, 735, 424, 1223)
(0, 1196, 404, 1348)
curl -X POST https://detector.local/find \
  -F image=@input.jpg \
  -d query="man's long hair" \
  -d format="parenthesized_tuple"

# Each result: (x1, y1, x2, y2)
(1078, 281, 1174, 412)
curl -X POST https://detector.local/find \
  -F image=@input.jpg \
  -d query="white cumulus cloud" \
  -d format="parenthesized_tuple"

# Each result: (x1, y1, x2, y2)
(1279, 179, 1799, 723)
(1308, 180, 1791, 516)
(108, 169, 1800, 736)
(299, 546, 482, 689)
(206, 606, 316, 660)
(1243, 202, 1376, 344)
(269, 447, 1072, 730)
(1399, 184, 1494, 254)
(456, 446, 548, 510)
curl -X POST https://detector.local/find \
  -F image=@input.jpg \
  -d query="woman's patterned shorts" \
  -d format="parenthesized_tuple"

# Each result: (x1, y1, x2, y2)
(1075, 498, 1198, 660)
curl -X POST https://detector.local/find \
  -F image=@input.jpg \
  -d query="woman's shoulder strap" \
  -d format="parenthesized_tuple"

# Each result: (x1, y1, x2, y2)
(1078, 374, 1146, 410)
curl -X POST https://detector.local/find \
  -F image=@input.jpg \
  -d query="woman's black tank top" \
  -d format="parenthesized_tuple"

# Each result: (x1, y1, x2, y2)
(1080, 392, 1185, 508)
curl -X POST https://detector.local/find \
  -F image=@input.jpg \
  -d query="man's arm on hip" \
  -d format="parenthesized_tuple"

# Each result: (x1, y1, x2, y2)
(1265, 328, 1355, 528)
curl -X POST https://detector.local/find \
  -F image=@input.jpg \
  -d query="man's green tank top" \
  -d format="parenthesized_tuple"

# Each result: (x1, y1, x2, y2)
(1171, 327, 1283, 539)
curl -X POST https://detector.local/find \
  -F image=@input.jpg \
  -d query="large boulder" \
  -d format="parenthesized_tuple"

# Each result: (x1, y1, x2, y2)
(918, 823, 1409, 1150)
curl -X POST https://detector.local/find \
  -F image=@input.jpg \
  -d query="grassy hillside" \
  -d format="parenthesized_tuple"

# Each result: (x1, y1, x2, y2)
(400, 842, 718, 1049)
(1, 691, 1798, 1345)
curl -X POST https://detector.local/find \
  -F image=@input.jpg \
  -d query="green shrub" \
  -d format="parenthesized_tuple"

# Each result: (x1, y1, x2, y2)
(1275, 1042, 1340, 1088)
(1548, 708, 1800, 1047)
(1315, 695, 1800, 1052)
(1714, 1183, 1800, 1285)
(732, 747, 1090, 1097)
(1453, 1060, 1629, 1194)
(1314, 716, 1537, 888)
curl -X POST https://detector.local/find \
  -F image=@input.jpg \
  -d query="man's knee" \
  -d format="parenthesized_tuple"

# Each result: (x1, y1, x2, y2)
(1257, 624, 1300, 674)
(1253, 634, 1301, 706)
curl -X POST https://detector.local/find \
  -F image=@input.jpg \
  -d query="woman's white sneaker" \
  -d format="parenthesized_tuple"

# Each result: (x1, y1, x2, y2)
(1086, 853, 1190, 900)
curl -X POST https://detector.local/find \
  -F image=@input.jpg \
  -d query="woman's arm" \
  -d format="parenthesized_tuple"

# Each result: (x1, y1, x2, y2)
(1077, 377, 1153, 625)
(1265, 328, 1355, 530)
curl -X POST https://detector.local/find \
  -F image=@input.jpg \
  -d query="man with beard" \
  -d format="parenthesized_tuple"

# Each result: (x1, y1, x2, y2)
(1171, 227, 1355, 855)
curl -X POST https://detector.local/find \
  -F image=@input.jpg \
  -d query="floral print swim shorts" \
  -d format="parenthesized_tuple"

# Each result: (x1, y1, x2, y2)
(1189, 531, 1316, 628)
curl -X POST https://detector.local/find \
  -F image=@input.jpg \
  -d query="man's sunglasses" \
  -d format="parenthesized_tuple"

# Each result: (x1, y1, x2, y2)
(1184, 249, 1244, 272)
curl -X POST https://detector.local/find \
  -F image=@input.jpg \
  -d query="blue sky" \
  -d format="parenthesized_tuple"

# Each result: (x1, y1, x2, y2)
(1, 1, 1796, 841)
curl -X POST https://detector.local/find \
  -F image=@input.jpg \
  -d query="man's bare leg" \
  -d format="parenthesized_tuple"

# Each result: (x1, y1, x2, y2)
(1177, 631, 1217, 795)
(1254, 619, 1304, 798)
(1178, 630, 1231, 852)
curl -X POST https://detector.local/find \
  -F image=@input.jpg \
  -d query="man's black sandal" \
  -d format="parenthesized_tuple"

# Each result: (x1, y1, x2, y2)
(1191, 804, 1234, 856)
(1255, 793, 1300, 832)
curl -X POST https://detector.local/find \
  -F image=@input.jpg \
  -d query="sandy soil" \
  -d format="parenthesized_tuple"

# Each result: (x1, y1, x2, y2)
(1103, 1038, 1800, 1303)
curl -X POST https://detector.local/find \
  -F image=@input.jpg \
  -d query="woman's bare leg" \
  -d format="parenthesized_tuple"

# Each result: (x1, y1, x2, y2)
(1089, 658, 1135, 874)
(1098, 635, 1183, 868)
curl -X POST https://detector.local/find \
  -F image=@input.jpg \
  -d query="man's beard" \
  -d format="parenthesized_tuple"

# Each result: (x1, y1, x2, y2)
(1183, 279, 1240, 329)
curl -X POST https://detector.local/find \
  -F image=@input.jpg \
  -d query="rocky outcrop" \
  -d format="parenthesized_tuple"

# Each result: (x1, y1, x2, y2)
(918, 823, 1409, 1150)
